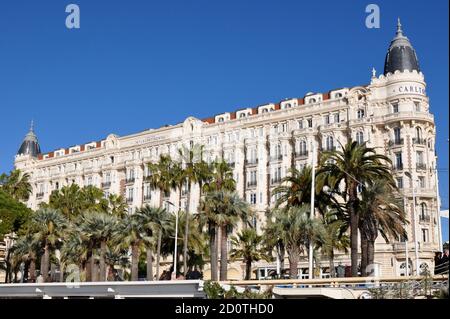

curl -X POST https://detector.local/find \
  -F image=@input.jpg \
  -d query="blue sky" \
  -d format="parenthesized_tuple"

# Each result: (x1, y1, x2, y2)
(0, 0, 448, 241)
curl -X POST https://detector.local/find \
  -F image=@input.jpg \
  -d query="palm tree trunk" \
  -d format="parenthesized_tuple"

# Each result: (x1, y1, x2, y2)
(329, 251, 336, 278)
(59, 263, 64, 282)
(288, 250, 299, 279)
(219, 225, 228, 281)
(156, 231, 162, 280)
(131, 243, 139, 281)
(245, 259, 252, 280)
(91, 255, 98, 282)
(86, 248, 92, 282)
(99, 241, 107, 281)
(40, 243, 50, 282)
(209, 224, 218, 281)
(29, 258, 36, 283)
(349, 186, 359, 277)
(278, 244, 285, 277)
(146, 249, 153, 281)
(180, 186, 189, 277)
(367, 240, 375, 273)
(360, 231, 368, 277)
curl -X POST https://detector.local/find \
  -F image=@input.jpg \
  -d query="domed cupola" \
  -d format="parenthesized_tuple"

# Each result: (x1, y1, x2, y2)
(384, 18, 421, 75)
(17, 121, 41, 157)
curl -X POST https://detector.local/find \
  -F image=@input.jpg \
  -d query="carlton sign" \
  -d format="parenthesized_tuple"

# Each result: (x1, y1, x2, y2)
(392, 84, 426, 95)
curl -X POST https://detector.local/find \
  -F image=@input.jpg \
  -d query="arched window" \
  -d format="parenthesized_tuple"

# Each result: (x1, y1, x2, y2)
(420, 203, 427, 220)
(284, 103, 291, 109)
(326, 136, 334, 151)
(298, 140, 307, 155)
(335, 93, 342, 98)
(393, 127, 402, 144)
(239, 113, 246, 118)
(415, 127, 422, 141)
(262, 108, 268, 113)
(309, 98, 316, 104)
(356, 131, 364, 145)
(357, 109, 365, 119)
(218, 117, 224, 123)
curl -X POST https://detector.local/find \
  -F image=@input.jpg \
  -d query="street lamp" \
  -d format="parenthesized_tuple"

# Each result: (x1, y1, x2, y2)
(405, 171, 420, 276)
(165, 200, 179, 279)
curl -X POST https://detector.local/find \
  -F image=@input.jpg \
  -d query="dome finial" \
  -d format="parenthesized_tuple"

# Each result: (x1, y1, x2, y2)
(396, 17, 403, 37)
(30, 119, 34, 132)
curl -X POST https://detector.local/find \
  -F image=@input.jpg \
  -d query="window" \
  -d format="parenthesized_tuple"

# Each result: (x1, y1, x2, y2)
(418, 176, 425, 188)
(356, 132, 364, 145)
(421, 229, 429, 243)
(218, 117, 224, 122)
(395, 152, 403, 169)
(414, 101, 420, 112)
(309, 98, 316, 103)
(239, 113, 246, 118)
(249, 193, 257, 205)
(307, 119, 313, 128)
(416, 151, 424, 166)
(335, 93, 343, 98)
(282, 123, 287, 132)
(298, 140, 307, 155)
(285, 103, 291, 108)
(396, 177, 403, 189)
(420, 203, 427, 220)
(334, 113, 340, 123)
(394, 127, 402, 144)
(392, 103, 399, 113)
(357, 109, 365, 119)
(298, 120, 303, 129)
(326, 136, 334, 151)
(323, 115, 330, 125)
(262, 108, 268, 113)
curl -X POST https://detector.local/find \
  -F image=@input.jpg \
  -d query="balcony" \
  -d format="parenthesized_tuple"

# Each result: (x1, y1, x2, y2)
(36, 192, 44, 199)
(419, 215, 431, 223)
(247, 181, 257, 188)
(143, 195, 152, 202)
(388, 138, 404, 147)
(125, 177, 135, 184)
(270, 154, 283, 162)
(412, 138, 427, 146)
(416, 163, 427, 171)
(126, 197, 134, 204)
(393, 163, 404, 171)
(227, 162, 235, 169)
(245, 159, 258, 166)
(270, 177, 282, 185)
(294, 151, 309, 158)
(101, 181, 111, 188)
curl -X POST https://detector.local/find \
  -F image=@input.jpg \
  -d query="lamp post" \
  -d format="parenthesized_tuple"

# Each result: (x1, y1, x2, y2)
(309, 140, 316, 279)
(165, 200, 179, 279)
(405, 172, 420, 276)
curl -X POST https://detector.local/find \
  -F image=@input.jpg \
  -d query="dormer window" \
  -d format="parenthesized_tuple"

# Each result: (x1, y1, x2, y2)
(309, 98, 316, 104)
(392, 103, 399, 113)
(262, 108, 268, 113)
(218, 117, 224, 123)
(335, 93, 343, 98)
(239, 113, 246, 118)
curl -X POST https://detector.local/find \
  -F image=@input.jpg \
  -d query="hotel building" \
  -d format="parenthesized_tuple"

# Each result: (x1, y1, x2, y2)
(14, 21, 442, 279)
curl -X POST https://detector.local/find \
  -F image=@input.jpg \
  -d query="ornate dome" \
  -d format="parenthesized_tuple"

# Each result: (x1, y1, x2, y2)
(17, 121, 41, 157)
(384, 18, 421, 75)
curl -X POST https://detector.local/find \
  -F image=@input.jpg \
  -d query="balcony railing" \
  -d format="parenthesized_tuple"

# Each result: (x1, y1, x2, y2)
(36, 192, 44, 199)
(294, 151, 309, 158)
(270, 155, 283, 161)
(393, 163, 404, 171)
(227, 162, 235, 168)
(143, 195, 152, 202)
(125, 177, 135, 184)
(416, 163, 427, 171)
(101, 181, 111, 188)
(412, 138, 427, 145)
(419, 215, 431, 222)
(245, 159, 258, 165)
(126, 197, 134, 204)
(388, 138, 404, 147)
(270, 177, 282, 185)
(247, 181, 257, 188)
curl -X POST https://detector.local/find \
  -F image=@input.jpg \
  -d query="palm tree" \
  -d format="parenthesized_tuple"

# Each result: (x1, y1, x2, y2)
(202, 159, 236, 193)
(272, 166, 312, 208)
(60, 229, 87, 282)
(78, 212, 118, 281)
(359, 179, 407, 276)
(177, 144, 208, 276)
(147, 154, 174, 208)
(317, 218, 349, 278)
(11, 235, 38, 282)
(230, 228, 271, 280)
(136, 205, 169, 280)
(30, 208, 67, 282)
(263, 209, 286, 278)
(106, 193, 128, 218)
(0, 169, 32, 201)
(46, 184, 83, 219)
(317, 141, 393, 276)
(268, 205, 322, 279)
(116, 214, 148, 281)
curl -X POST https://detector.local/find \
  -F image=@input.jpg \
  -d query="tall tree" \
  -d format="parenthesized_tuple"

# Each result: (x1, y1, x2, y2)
(317, 141, 393, 276)
(359, 179, 407, 276)
(30, 208, 67, 282)
(0, 169, 32, 202)
(147, 154, 174, 208)
(230, 228, 271, 280)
